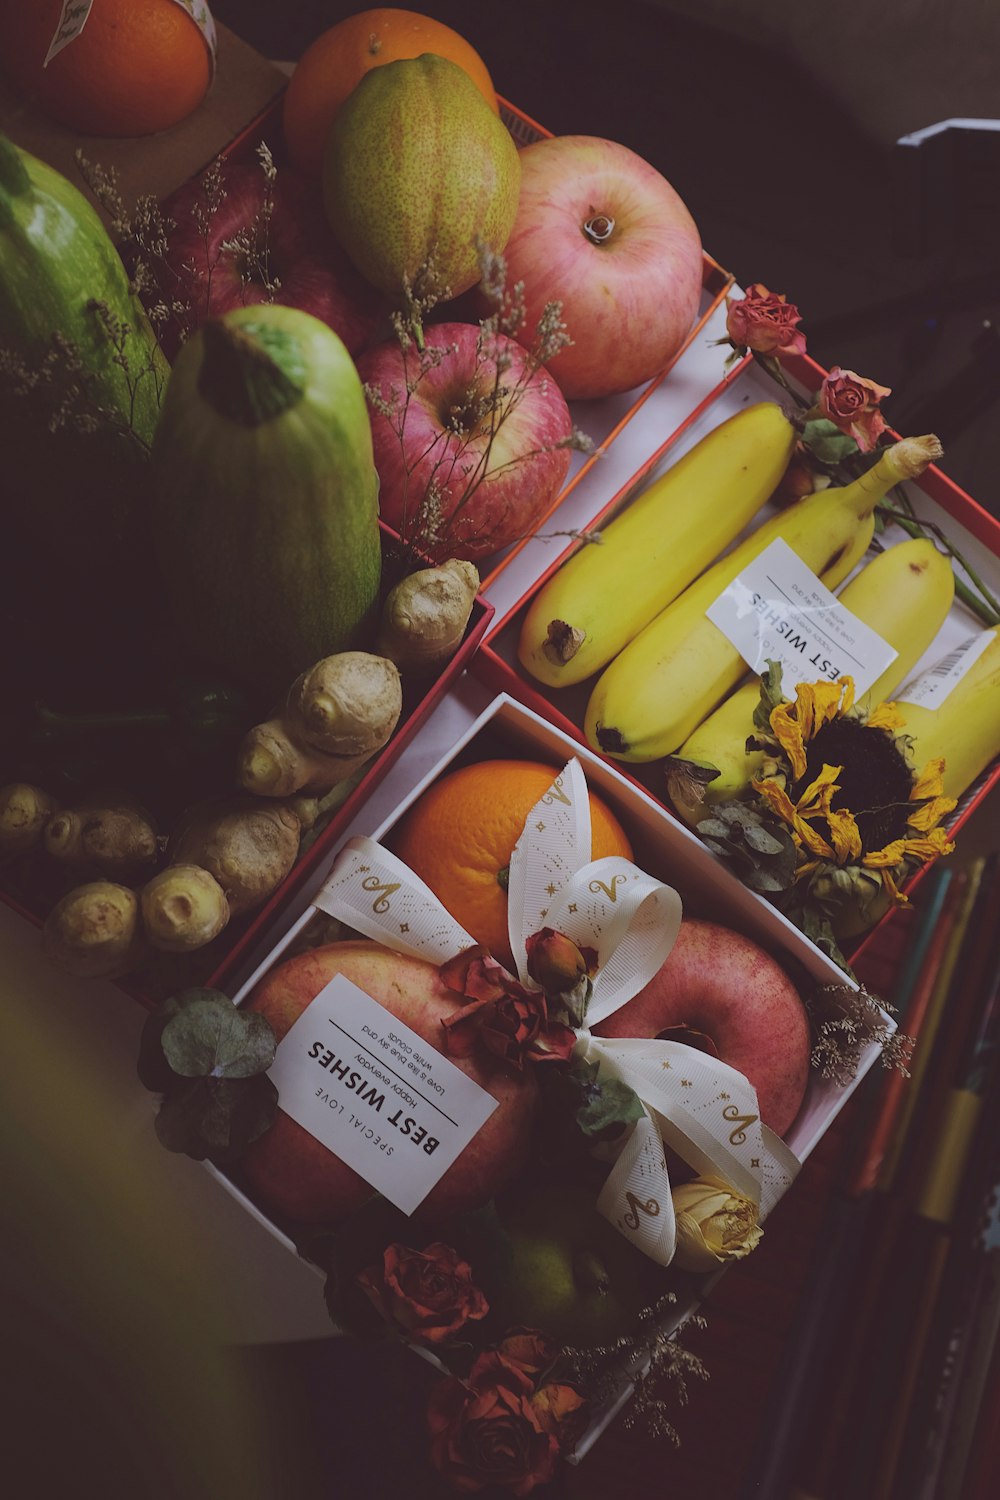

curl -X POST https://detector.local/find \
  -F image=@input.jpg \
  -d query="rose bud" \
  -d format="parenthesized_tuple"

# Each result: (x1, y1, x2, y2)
(525, 927, 591, 992)
(671, 1176, 763, 1273)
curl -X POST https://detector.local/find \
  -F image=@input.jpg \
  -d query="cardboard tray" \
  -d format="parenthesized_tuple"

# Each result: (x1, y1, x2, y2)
(472, 351, 1000, 966)
(206, 688, 886, 1460)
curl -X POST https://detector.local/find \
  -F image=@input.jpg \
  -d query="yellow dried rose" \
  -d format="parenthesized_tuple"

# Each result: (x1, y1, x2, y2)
(672, 1176, 763, 1273)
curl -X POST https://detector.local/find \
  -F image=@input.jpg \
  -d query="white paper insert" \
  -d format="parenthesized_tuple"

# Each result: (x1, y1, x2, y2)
(706, 538, 898, 695)
(266, 975, 500, 1215)
(895, 631, 994, 708)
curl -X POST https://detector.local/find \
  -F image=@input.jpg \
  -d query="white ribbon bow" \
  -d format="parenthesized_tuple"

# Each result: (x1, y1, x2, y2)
(315, 758, 798, 1266)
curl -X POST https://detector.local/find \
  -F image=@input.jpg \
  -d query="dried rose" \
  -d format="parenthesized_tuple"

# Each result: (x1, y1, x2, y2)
(427, 1350, 559, 1495)
(725, 283, 806, 357)
(671, 1176, 763, 1272)
(817, 367, 892, 453)
(357, 1241, 488, 1345)
(524, 927, 596, 992)
(440, 946, 577, 1068)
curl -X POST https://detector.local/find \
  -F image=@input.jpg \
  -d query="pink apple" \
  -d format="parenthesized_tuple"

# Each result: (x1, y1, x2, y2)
(498, 135, 704, 401)
(356, 321, 574, 562)
(237, 941, 538, 1226)
(151, 161, 382, 359)
(593, 917, 811, 1137)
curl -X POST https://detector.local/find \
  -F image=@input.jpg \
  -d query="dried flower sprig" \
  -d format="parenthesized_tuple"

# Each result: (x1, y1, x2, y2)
(807, 982, 913, 1084)
(365, 241, 593, 561)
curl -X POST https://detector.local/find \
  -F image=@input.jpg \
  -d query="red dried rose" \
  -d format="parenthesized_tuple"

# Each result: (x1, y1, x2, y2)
(725, 283, 806, 357)
(439, 946, 577, 1067)
(427, 1350, 575, 1495)
(357, 1241, 488, 1346)
(818, 366, 892, 453)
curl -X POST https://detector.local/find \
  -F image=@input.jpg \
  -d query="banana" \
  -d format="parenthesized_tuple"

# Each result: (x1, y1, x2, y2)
(666, 535, 957, 824)
(584, 434, 944, 763)
(516, 401, 796, 688)
(894, 625, 1000, 800)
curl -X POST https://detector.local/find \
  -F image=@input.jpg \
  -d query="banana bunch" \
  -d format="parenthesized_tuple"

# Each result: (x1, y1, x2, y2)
(667, 535, 956, 824)
(895, 625, 1000, 800)
(584, 434, 944, 763)
(517, 402, 795, 687)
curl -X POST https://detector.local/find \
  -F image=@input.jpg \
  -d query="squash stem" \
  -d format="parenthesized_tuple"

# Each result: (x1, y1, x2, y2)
(197, 318, 307, 426)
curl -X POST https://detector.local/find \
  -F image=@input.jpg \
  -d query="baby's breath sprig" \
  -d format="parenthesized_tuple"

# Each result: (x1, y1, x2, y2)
(807, 982, 913, 1084)
(366, 241, 593, 562)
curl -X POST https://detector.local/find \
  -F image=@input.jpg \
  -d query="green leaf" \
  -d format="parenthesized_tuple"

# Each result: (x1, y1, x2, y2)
(575, 1073, 645, 1140)
(137, 987, 221, 1093)
(801, 418, 860, 464)
(160, 996, 276, 1079)
(752, 659, 786, 734)
(154, 1073, 278, 1164)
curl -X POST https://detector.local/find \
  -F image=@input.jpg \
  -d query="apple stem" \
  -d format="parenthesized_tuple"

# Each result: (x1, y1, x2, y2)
(573, 1248, 611, 1296)
(582, 213, 616, 246)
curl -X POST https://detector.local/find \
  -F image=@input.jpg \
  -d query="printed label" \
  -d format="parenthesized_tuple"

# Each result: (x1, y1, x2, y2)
(45, 1, 217, 71)
(265, 975, 500, 1216)
(706, 538, 898, 696)
(895, 631, 993, 708)
(44, 1, 91, 65)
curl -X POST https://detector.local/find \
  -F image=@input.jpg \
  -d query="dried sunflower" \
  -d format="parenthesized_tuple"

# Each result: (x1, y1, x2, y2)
(751, 675, 956, 945)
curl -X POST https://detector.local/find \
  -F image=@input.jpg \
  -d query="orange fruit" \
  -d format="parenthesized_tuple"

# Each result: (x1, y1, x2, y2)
(282, 7, 499, 177)
(389, 759, 634, 967)
(1, 0, 212, 138)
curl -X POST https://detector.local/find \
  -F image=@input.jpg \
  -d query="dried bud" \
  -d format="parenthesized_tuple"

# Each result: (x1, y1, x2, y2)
(672, 1176, 762, 1273)
(525, 927, 591, 992)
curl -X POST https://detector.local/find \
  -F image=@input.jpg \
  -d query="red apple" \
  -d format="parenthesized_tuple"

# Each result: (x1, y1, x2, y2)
(150, 161, 382, 359)
(237, 941, 538, 1225)
(593, 918, 811, 1137)
(355, 321, 574, 562)
(498, 135, 704, 401)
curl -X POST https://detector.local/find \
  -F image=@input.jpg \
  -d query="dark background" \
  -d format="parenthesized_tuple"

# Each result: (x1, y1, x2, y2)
(214, 0, 1000, 516)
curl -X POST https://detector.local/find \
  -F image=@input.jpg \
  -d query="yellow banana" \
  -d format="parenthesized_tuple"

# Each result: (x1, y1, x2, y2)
(585, 434, 944, 763)
(667, 535, 956, 823)
(895, 625, 1000, 800)
(517, 402, 796, 688)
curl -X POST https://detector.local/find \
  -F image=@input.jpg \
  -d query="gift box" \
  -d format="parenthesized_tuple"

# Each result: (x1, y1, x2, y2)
(184, 688, 889, 1463)
(473, 349, 1000, 968)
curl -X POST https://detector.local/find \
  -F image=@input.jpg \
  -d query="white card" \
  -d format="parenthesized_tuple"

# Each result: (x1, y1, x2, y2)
(895, 631, 993, 708)
(265, 975, 500, 1215)
(706, 538, 898, 696)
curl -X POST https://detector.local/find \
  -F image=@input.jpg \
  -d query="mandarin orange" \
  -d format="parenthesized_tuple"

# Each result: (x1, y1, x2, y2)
(389, 759, 633, 967)
(282, 7, 499, 178)
(1, 0, 213, 138)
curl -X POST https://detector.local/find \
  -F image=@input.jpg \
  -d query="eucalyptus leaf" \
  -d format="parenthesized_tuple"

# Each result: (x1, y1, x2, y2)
(137, 988, 222, 1093)
(154, 1073, 278, 1163)
(743, 823, 785, 855)
(575, 1074, 645, 1140)
(161, 996, 276, 1079)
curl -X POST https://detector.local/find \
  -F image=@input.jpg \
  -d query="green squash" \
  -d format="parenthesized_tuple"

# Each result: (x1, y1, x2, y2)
(150, 304, 382, 701)
(0, 132, 172, 700)
(0, 132, 168, 556)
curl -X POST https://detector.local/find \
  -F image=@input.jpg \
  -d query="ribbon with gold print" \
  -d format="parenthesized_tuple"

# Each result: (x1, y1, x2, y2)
(315, 758, 799, 1267)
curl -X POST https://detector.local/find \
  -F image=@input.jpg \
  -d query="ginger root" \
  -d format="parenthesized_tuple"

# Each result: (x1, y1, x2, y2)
(43, 793, 159, 883)
(0, 782, 57, 863)
(285, 651, 403, 756)
(169, 797, 304, 918)
(377, 559, 480, 674)
(42, 881, 145, 979)
(140, 864, 230, 953)
(237, 650, 402, 799)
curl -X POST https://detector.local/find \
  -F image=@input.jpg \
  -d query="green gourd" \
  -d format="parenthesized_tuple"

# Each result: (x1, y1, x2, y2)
(149, 304, 382, 701)
(0, 132, 168, 554)
(0, 132, 171, 699)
